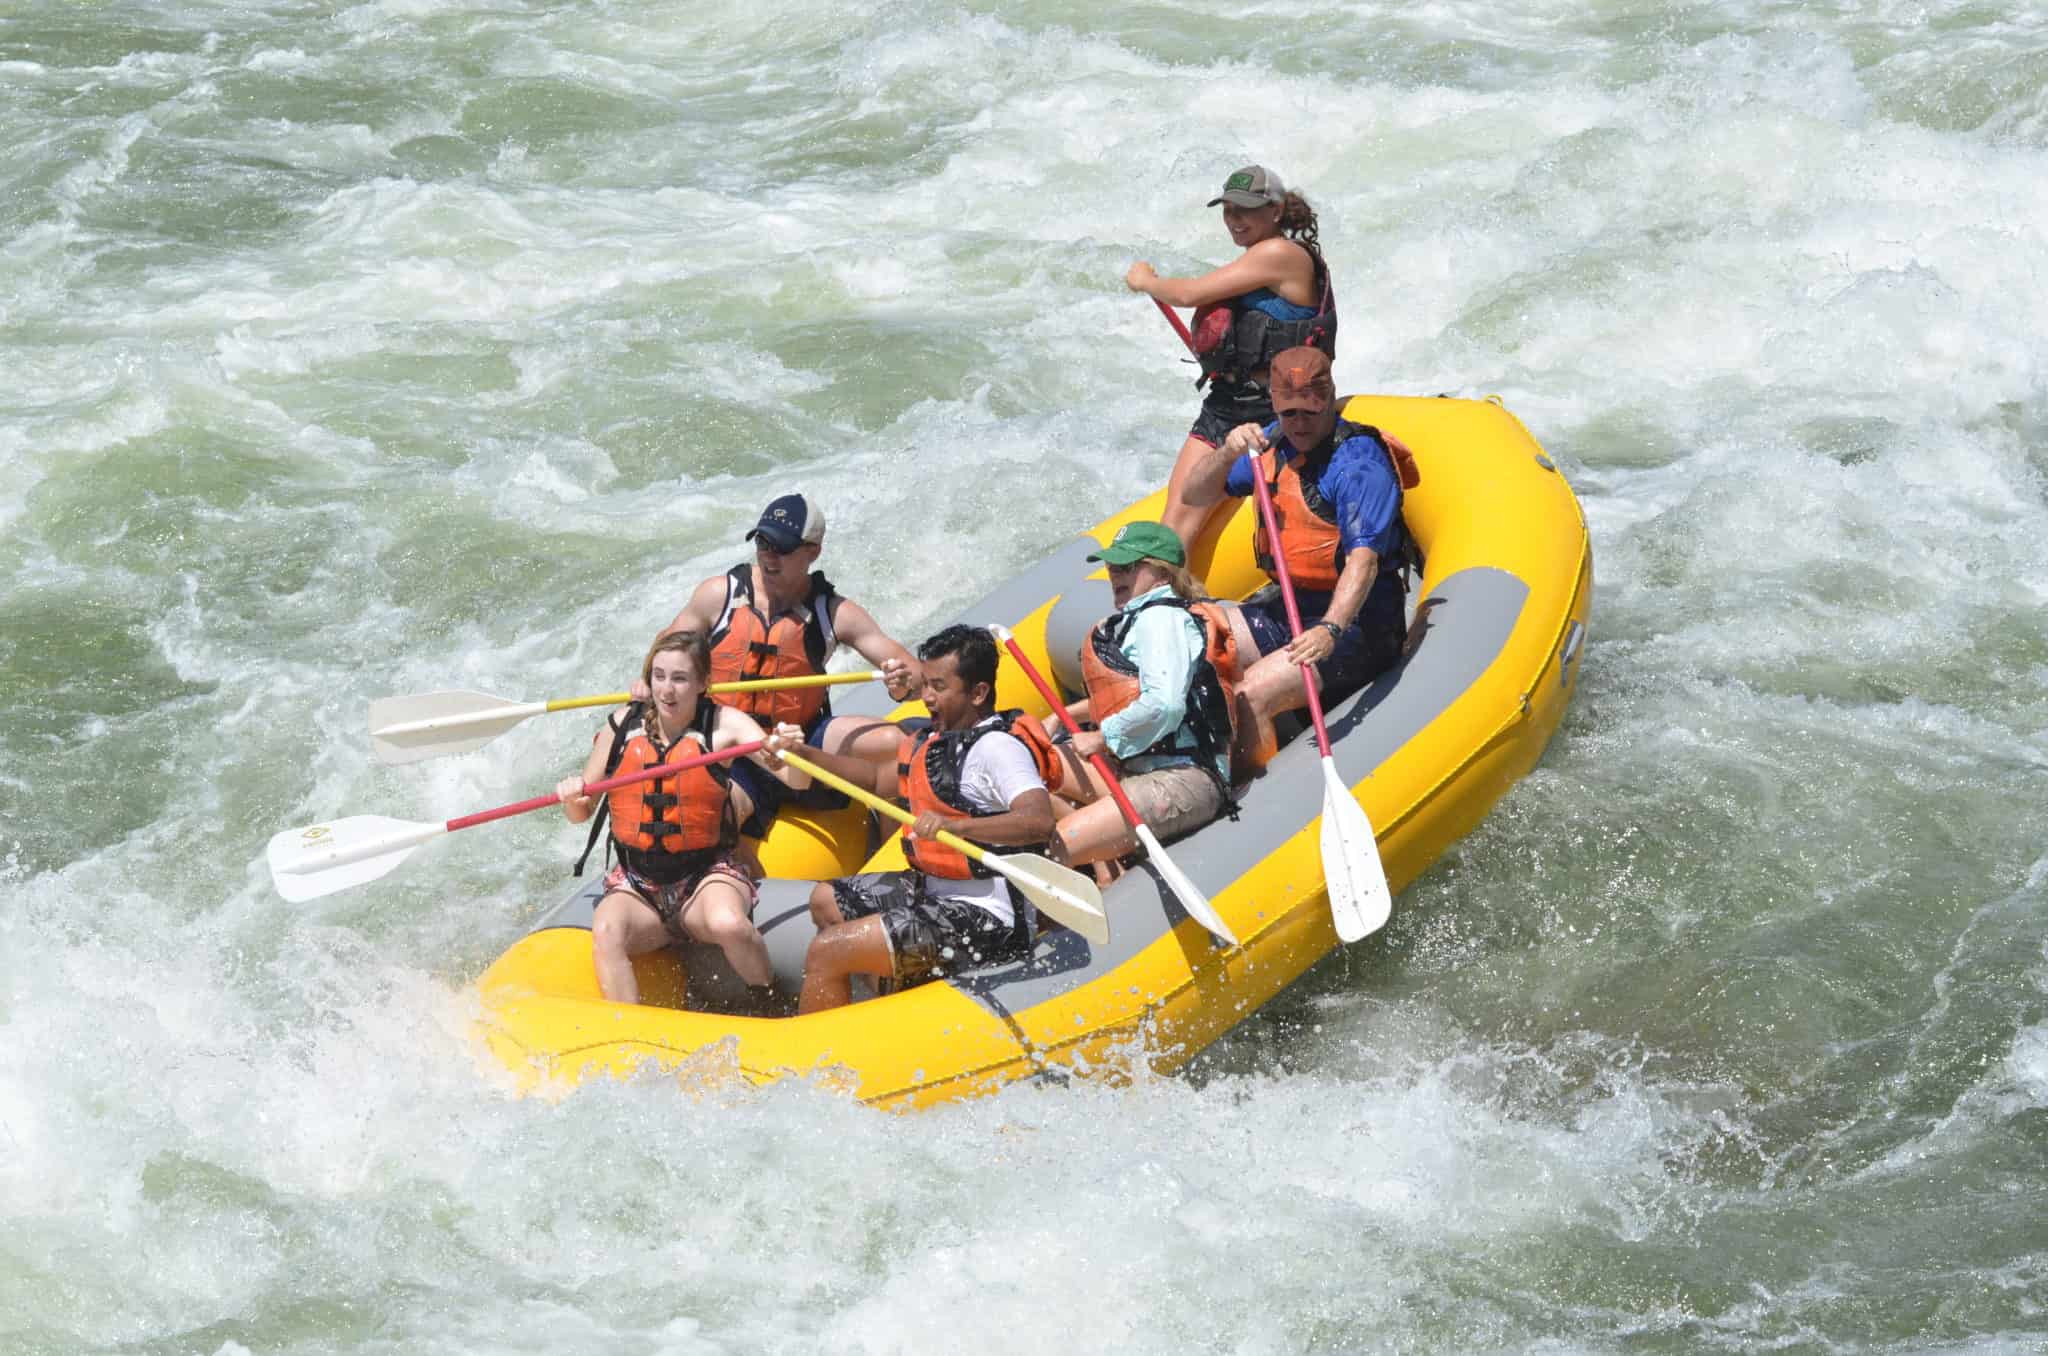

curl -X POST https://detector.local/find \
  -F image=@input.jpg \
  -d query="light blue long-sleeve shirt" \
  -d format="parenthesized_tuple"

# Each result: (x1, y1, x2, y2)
(1096, 584, 1228, 782)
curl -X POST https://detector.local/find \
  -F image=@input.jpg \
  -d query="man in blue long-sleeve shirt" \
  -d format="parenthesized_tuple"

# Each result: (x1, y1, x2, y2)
(1189, 347, 1412, 762)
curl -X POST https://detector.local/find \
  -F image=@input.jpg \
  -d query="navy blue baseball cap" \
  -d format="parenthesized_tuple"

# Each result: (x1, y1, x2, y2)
(746, 494, 827, 552)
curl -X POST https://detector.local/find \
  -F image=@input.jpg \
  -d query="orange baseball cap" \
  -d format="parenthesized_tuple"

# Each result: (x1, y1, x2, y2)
(1268, 347, 1334, 412)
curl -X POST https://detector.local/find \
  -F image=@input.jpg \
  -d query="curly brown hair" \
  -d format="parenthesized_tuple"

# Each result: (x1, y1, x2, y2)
(1277, 191, 1323, 261)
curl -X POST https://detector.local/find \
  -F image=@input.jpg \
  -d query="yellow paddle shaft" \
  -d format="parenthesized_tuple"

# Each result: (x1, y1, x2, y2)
(777, 750, 992, 867)
(542, 693, 630, 713)
(540, 670, 881, 714)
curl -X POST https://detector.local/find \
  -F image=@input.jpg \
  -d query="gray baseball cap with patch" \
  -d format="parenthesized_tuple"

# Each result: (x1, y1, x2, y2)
(1207, 164, 1286, 208)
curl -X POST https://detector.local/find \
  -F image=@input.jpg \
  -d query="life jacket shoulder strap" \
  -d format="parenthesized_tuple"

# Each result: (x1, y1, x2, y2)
(807, 579, 838, 676)
(1102, 593, 1206, 649)
(996, 707, 1063, 794)
(572, 701, 644, 877)
(710, 564, 749, 642)
(1333, 419, 1421, 491)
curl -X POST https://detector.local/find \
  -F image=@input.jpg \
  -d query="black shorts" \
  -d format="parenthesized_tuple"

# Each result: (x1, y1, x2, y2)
(829, 872, 1030, 986)
(1239, 590, 1404, 709)
(1189, 374, 1274, 448)
(726, 710, 849, 836)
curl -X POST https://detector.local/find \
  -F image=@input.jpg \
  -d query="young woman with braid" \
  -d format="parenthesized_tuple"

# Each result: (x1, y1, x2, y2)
(556, 629, 807, 1005)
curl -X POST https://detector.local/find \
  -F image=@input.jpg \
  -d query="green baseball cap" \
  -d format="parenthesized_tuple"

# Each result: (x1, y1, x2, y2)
(1087, 520, 1186, 567)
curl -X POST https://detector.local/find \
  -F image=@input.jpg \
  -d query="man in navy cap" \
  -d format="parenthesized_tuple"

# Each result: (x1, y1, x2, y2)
(643, 494, 921, 850)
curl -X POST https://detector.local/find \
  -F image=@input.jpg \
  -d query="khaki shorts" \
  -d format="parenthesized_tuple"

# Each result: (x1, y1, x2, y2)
(1122, 763, 1226, 843)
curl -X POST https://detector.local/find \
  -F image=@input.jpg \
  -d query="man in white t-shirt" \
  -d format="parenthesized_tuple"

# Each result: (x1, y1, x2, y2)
(796, 625, 1062, 1014)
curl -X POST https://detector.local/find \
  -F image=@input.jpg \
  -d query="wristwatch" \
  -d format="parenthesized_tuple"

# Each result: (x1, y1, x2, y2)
(1316, 620, 1343, 641)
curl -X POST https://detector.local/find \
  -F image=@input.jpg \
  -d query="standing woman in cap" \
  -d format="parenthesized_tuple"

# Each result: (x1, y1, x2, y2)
(1125, 164, 1337, 550)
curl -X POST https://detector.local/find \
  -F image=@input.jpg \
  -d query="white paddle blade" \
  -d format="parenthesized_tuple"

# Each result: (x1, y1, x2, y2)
(986, 853, 1111, 945)
(1319, 758, 1391, 941)
(1135, 823, 1237, 946)
(368, 690, 544, 765)
(266, 815, 444, 902)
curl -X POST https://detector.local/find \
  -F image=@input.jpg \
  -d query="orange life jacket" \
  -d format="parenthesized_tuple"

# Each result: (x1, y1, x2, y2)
(707, 563, 841, 729)
(1079, 596, 1242, 775)
(1251, 420, 1420, 593)
(895, 711, 1062, 880)
(600, 703, 736, 883)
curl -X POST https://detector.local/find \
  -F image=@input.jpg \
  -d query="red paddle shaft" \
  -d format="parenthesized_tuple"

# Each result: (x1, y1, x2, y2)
(997, 635, 1148, 832)
(1154, 297, 1196, 352)
(1153, 292, 1334, 754)
(444, 739, 765, 832)
(1245, 467, 1336, 759)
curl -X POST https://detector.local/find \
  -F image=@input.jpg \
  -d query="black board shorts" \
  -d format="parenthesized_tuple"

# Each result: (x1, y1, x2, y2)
(1239, 590, 1404, 709)
(726, 710, 850, 836)
(829, 871, 1030, 986)
(1189, 374, 1274, 448)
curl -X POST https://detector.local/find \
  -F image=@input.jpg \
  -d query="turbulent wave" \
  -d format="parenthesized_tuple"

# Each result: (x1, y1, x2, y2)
(3, 1, 2046, 1350)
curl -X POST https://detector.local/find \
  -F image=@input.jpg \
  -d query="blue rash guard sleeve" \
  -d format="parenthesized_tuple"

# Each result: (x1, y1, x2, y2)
(1322, 434, 1404, 560)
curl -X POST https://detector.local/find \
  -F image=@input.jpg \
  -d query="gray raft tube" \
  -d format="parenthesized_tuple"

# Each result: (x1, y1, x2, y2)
(525, 525, 1532, 1018)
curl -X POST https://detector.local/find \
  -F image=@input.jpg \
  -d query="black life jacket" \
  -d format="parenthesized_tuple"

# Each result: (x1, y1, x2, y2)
(1191, 247, 1336, 386)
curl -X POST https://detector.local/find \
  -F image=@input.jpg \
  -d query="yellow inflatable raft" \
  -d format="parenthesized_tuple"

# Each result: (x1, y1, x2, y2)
(475, 394, 1592, 1109)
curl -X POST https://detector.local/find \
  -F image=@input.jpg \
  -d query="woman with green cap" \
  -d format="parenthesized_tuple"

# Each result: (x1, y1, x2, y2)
(1124, 165, 1337, 550)
(1048, 521, 1246, 875)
